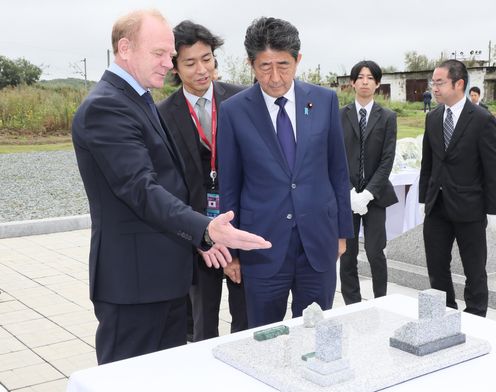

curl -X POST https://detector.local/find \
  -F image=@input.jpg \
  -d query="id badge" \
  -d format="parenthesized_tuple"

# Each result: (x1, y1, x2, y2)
(206, 192, 220, 218)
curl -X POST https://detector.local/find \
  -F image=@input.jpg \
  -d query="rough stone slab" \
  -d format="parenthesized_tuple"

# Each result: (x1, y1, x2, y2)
(392, 310, 461, 345)
(306, 357, 350, 375)
(390, 333, 466, 356)
(213, 307, 491, 392)
(302, 366, 354, 387)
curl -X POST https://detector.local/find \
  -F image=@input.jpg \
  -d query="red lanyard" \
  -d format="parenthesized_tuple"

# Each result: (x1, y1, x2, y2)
(186, 96, 218, 184)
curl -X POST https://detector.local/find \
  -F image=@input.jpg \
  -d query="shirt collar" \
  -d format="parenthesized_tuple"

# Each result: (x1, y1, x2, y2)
(260, 81, 296, 111)
(445, 96, 466, 116)
(183, 82, 214, 107)
(108, 62, 147, 96)
(355, 99, 374, 117)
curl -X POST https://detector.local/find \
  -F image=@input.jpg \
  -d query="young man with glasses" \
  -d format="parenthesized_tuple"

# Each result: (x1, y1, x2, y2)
(420, 59, 496, 317)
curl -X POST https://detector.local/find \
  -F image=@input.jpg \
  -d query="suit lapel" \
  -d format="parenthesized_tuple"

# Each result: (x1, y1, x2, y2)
(246, 85, 291, 176)
(293, 81, 312, 177)
(446, 99, 473, 153)
(428, 106, 445, 156)
(345, 103, 360, 139)
(169, 90, 203, 175)
(364, 103, 381, 141)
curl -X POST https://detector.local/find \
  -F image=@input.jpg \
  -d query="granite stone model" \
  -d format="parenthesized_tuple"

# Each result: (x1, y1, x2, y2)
(390, 289, 466, 356)
(302, 302, 324, 327)
(303, 319, 354, 387)
(213, 301, 491, 392)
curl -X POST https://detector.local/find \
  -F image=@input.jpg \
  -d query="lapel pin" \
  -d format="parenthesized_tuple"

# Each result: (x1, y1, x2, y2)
(305, 102, 313, 115)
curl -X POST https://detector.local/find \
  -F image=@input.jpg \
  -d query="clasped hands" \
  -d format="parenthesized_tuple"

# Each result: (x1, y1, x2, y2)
(199, 210, 271, 270)
(350, 187, 374, 215)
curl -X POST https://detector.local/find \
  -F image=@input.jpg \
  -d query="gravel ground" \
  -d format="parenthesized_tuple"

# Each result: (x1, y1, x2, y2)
(0, 150, 89, 223)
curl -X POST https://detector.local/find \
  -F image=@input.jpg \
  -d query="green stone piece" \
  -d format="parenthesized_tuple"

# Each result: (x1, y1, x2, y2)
(301, 352, 316, 361)
(253, 325, 290, 341)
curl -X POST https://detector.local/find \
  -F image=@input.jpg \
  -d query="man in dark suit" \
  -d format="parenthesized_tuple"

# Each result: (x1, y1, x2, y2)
(469, 86, 490, 111)
(157, 21, 247, 342)
(420, 59, 496, 317)
(218, 17, 353, 328)
(72, 9, 270, 364)
(339, 60, 398, 305)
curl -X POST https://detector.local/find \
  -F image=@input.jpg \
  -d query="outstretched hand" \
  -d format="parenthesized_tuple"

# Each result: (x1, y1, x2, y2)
(208, 211, 272, 250)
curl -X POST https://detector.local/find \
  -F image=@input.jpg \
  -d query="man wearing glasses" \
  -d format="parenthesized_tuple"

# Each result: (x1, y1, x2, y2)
(419, 59, 496, 317)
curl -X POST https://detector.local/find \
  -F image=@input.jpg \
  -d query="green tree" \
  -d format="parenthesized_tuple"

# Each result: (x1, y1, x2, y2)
(0, 56, 20, 89)
(222, 55, 252, 86)
(298, 65, 322, 85)
(404, 51, 437, 72)
(0, 55, 42, 89)
(14, 58, 42, 85)
(382, 65, 398, 73)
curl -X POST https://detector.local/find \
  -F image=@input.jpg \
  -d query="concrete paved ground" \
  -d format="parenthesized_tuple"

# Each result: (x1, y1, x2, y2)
(1, 229, 494, 391)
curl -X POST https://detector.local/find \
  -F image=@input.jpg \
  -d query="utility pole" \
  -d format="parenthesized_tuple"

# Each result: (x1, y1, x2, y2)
(489, 40, 492, 66)
(81, 58, 87, 88)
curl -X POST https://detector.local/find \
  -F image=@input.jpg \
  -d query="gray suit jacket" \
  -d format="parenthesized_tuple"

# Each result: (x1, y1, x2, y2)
(341, 102, 398, 208)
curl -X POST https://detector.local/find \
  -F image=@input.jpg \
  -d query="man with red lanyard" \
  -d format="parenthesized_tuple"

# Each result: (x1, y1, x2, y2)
(157, 21, 246, 342)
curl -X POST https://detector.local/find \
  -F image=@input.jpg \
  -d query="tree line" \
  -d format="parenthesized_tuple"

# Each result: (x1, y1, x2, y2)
(0, 55, 42, 89)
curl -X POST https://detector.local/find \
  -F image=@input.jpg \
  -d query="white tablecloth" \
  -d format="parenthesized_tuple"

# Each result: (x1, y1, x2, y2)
(387, 169, 423, 239)
(67, 294, 495, 392)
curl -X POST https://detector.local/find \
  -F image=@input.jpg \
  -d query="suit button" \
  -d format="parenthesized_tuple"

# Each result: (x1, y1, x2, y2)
(286, 214, 293, 220)
(291, 183, 296, 189)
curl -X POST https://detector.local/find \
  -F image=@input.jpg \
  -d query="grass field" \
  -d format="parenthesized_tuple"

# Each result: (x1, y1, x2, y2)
(0, 113, 426, 154)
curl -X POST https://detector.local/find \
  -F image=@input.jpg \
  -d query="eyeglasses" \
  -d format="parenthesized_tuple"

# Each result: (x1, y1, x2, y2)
(429, 80, 449, 88)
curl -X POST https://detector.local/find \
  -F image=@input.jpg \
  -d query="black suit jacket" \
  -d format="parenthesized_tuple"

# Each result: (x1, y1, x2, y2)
(341, 102, 398, 208)
(419, 99, 496, 221)
(157, 81, 244, 214)
(72, 70, 211, 304)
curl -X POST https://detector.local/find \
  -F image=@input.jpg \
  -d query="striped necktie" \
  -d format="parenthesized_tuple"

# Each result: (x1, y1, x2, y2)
(443, 107, 454, 150)
(358, 108, 367, 191)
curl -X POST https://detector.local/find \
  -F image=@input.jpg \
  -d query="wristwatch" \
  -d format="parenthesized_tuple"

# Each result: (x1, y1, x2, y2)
(203, 225, 214, 247)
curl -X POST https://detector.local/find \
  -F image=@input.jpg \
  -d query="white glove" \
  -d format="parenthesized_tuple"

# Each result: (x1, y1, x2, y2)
(354, 189, 374, 216)
(350, 187, 367, 215)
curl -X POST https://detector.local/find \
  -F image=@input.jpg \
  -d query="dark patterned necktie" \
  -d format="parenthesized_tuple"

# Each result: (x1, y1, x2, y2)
(443, 108, 454, 150)
(275, 96, 296, 171)
(358, 108, 367, 191)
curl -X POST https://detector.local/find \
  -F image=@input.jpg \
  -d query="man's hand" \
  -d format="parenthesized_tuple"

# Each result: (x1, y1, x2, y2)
(208, 211, 272, 250)
(199, 244, 232, 269)
(224, 257, 241, 284)
(337, 238, 347, 259)
(354, 189, 374, 216)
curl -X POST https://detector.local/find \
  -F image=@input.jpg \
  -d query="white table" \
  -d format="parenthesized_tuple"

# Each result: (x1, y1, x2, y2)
(387, 169, 422, 239)
(67, 295, 495, 392)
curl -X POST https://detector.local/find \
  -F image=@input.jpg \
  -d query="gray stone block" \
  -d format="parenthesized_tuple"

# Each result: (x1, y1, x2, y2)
(302, 366, 354, 387)
(306, 357, 350, 375)
(418, 289, 446, 319)
(315, 319, 342, 362)
(390, 333, 466, 356)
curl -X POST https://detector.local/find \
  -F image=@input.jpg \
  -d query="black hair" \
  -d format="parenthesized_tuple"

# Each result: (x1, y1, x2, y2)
(350, 60, 382, 84)
(438, 59, 468, 92)
(469, 86, 481, 95)
(171, 20, 224, 85)
(244, 17, 300, 64)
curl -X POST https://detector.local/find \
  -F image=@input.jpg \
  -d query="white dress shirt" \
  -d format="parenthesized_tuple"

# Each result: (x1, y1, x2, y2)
(443, 96, 466, 129)
(260, 81, 297, 141)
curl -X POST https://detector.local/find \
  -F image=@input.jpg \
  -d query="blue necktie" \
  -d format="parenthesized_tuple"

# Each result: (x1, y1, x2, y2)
(142, 91, 162, 125)
(275, 96, 296, 171)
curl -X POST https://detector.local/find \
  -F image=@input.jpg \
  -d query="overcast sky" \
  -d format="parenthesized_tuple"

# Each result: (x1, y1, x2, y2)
(1, 0, 495, 81)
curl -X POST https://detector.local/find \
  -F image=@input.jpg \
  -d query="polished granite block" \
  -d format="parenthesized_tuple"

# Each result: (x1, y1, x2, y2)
(315, 320, 342, 362)
(390, 333, 466, 356)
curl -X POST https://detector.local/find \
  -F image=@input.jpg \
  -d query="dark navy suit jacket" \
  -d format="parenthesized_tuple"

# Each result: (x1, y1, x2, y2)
(72, 70, 210, 304)
(218, 80, 353, 278)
